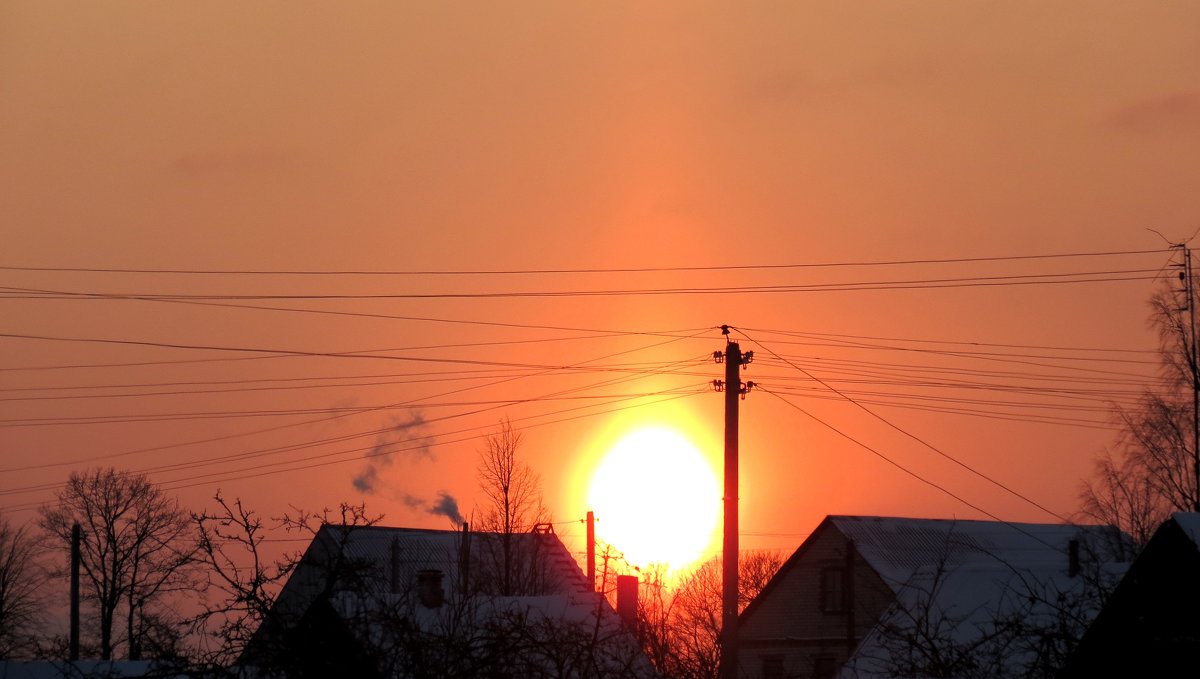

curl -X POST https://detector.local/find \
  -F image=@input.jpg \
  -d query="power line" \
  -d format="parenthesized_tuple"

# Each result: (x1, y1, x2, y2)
(739, 329, 1070, 523)
(0, 388, 709, 513)
(760, 388, 1064, 550)
(0, 247, 1167, 275)
(1, 331, 714, 475)
(742, 326, 1160, 356)
(0, 268, 1164, 300)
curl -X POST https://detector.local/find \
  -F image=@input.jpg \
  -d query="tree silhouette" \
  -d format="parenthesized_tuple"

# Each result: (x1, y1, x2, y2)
(0, 514, 46, 659)
(1081, 274, 1200, 549)
(475, 419, 550, 595)
(638, 550, 784, 679)
(39, 468, 194, 660)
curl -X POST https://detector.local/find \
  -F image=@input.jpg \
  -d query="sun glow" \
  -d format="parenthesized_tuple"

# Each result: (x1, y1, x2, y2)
(587, 427, 720, 570)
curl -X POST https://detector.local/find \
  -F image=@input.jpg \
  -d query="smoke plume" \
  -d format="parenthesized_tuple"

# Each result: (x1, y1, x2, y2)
(429, 490, 464, 525)
(351, 413, 432, 494)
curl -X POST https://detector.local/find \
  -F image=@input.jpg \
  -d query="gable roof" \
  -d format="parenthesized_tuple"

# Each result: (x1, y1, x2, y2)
(244, 524, 654, 678)
(301, 524, 593, 597)
(828, 515, 1099, 590)
(1060, 512, 1200, 677)
(740, 514, 1119, 626)
(1169, 511, 1200, 547)
(824, 517, 1129, 679)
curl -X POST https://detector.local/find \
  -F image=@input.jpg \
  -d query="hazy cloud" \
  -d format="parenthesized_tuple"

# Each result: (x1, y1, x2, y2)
(748, 69, 809, 105)
(1111, 91, 1200, 135)
(172, 146, 299, 176)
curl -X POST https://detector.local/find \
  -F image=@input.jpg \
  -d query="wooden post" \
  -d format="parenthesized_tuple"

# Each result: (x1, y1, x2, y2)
(587, 510, 596, 592)
(720, 339, 742, 679)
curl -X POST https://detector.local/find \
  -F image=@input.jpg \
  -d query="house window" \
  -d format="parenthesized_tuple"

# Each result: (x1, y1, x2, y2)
(761, 655, 784, 679)
(820, 567, 845, 613)
(813, 656, 839, 679)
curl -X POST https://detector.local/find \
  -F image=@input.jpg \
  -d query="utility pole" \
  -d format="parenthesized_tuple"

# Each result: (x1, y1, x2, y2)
(70, 523, 80, 662)
(714, 325, 753, 679)
(586, 510, 596, 592)
(1174, 243, 1200, 512)
(1186, 248, 1200, 512)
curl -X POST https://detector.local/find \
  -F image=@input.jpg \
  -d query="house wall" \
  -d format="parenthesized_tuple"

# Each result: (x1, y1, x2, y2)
(738, 524, 895, 679)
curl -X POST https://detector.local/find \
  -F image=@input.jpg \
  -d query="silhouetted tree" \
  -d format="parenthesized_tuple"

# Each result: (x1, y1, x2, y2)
(639, 550, 784, 679)
(852, 535, 1124, 679)
(39, 468, 194, 660)
(191, 496, 382, 677)
(0, 514, 46, 659)
(1081, 275, 1200, 549)
(475, 418, 550, 595)
(190, 493, 294, 671)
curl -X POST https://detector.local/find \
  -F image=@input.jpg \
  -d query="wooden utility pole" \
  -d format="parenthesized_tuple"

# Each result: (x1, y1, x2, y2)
(1186, 248, 1200, 512)
(70, 523, 80, 661)
(586, 510, 596, 591)
(715, 326, 753, 679)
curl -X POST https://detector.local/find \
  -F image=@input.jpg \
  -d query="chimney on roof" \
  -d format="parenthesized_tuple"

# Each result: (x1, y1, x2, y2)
(616, 575, 639, 630)
(417, 569, 445, 608)
(1068, 539, 1080, 577)
(390, 535, 402, 594)
(459, 521, 471, 594)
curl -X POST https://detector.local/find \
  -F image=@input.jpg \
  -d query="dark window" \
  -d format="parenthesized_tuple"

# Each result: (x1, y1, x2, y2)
(820, 567, 845, 613)
(813, 656, 839, 679)
(761, 655, 784, 679)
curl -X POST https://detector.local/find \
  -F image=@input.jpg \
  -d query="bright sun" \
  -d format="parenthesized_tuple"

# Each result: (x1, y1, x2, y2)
(587, 427, 721, 570)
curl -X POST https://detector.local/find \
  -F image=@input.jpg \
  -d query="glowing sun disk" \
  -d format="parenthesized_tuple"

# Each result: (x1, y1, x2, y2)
(587, 428, 720, 570)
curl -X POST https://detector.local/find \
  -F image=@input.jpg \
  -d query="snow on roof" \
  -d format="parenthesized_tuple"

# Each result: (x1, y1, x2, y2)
(310, 524, 592, 598)
(1170, 512, 1200, 547)
(832, 516, 1130, 679)
(829, 515, 1102, 590)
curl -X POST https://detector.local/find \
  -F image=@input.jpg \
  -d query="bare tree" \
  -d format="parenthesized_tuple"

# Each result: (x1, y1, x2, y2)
(0, 515, 46, 659)
(475, 419, 550, 595)
(1082, 280, 1200, 548)
(39, 468, 194, 660)
(189, 493, 295, 671)
(191, 496, 383, 677)
(857, 541, 1123, 679)
(639, 550, 784, 679)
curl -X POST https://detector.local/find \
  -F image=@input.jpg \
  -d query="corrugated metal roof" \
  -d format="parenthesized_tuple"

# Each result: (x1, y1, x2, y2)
(308, 524, 592, 598)
(829, 516, 1103, 589)
(830, 516, 1132, 679)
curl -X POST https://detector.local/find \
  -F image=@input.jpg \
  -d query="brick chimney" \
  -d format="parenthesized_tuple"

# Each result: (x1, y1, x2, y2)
(390, 535, 401, 593)
(616, 575, 639, 629)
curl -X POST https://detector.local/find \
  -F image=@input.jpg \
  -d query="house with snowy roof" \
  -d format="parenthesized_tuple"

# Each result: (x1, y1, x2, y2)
(239, 523, 653, 679)
(736, 515, 1129, 679)
(1061, 512, 1200, 677)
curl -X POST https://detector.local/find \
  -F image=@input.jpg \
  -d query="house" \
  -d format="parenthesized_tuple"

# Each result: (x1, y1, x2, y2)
(1061, 512, 1200, 677)
(0, 661, 189, 679)
(239, 523, 653, 679)
(737, 515, 1128, 679)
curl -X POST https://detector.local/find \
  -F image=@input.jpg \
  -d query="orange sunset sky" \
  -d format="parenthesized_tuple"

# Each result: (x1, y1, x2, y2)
(2, 2, 1199, 570)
